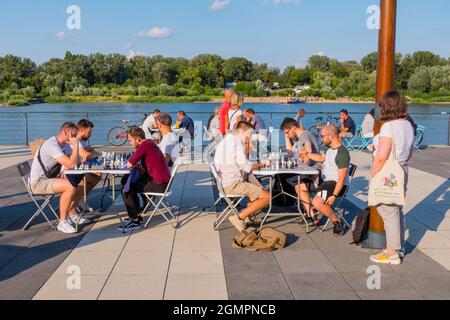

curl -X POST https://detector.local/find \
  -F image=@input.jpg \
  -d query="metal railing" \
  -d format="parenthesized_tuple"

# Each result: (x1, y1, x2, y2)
(0, 111, 449, 146)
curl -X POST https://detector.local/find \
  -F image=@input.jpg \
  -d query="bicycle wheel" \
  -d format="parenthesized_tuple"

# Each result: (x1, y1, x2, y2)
(309, 125, 323, 146)
(108, 126, 128, 146)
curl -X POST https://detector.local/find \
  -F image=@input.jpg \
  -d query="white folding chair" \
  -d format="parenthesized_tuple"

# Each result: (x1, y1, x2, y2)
(209, 163, 246, 231)
(321, 163, 358, 232)
(17, 162, 60, 231)
(203, 125, 219, 157)
(142, 164, 180, 229)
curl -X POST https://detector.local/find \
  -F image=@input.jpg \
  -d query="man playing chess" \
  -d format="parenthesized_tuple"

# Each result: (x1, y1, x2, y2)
(120, 126, 171, 232)
(65, 119, 102, 216)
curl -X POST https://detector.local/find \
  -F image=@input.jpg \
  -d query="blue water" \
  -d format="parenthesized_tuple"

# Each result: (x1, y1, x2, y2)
(0, 103, 449, 145)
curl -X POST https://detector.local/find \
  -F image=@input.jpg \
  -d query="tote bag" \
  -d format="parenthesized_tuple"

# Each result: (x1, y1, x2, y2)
(368, 124, 406, 207)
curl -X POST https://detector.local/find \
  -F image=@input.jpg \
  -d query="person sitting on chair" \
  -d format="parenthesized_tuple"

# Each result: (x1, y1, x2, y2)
(120, 127, 171, 232)
(339, 109, 356, 139)
(29, 122, 80, 234)
(156, 113, 180, 167)
(65, 119, 102, 216)
(281, 117, 319, 165)
(214, 121, 270, 232)
(142, 109, 161, 140)
(296, 125, 350, 236)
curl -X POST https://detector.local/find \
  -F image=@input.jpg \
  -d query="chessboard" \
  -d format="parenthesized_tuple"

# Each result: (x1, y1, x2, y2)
(73, 152, 134, 171)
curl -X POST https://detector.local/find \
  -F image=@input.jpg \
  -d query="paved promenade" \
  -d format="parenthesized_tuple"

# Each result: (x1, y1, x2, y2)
(0, 145, 449, 300)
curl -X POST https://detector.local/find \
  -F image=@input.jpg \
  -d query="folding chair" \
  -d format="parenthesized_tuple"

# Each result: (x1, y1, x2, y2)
(258, 126, 273, 156)
(142, 164, 180, 229)
(321, 163, 357, 232)
(413, 125, 426, 153)
(357, 132, 374, 152)
(203, 125, 219, 158)
(343, 126, 360, 152)
(209, 163, 246, 231)
(17, 162, 60, 231)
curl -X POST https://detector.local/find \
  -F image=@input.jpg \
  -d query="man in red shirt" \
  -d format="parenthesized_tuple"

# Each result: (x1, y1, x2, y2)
(219, 87, 234, 135)
(120, 127, 171, 231)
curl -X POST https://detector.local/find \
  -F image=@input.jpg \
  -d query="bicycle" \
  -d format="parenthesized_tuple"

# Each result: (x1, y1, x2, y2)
(308, 113, 340, 146)
(107, 114, 149, 146)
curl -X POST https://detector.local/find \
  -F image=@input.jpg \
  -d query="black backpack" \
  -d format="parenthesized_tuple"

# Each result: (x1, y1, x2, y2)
(351, 207, 370, 245)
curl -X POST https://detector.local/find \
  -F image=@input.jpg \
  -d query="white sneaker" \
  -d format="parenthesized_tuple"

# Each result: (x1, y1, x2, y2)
(57, 221, 77, 234)
(67, 214, 91, 226)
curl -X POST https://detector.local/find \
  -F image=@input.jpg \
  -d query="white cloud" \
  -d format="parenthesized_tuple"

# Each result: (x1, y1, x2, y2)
(316, 51, 325, 56)
(137, 27, 173, 39)
(210, 0, 230, 11)
(126, 50, 146, 59)
(56, 31, 66, 40)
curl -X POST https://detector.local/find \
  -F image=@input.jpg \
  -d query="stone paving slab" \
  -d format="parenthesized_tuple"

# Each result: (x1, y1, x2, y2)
(1, 149, 450, 300)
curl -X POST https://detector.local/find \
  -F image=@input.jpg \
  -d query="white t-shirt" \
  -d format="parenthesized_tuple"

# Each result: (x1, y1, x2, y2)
(228, 109, 243, 131)
(361, 114, 375, 137)
(214, 134, 253, 189)
(142, 114, 157, 139)
(158, 132, 180, 164)
(30, 137, 72, 183)
(373, 120, 414, 162)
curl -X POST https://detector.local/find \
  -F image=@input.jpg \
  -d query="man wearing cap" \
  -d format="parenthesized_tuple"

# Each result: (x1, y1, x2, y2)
(156, 113, 180, 167)
(142, 109, 161, 140)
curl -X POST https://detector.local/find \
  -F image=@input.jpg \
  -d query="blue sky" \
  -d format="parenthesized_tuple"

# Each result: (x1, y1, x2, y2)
(0, 0, 449, 68)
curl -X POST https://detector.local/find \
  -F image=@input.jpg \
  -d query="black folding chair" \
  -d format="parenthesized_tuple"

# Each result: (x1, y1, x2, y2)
(17, 162, 60, 231)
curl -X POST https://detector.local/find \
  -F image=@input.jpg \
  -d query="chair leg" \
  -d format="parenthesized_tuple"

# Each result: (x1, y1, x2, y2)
(23, 197, 56, 231)
(213, 197, 244, 231)
(144, 196, 178, 229)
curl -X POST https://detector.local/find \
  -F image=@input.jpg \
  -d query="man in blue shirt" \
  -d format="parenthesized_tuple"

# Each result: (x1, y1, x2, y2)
(178, 111, 195, 138)
(339, 109, 356, 138)
(244, 109, 266, 133)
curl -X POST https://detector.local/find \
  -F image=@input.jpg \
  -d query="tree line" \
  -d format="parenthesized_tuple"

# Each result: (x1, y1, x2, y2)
(0, 50, 449, 106)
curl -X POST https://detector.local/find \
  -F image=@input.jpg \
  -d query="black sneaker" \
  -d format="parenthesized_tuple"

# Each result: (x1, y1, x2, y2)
(333, 220, 345, 237)
(124, 216, 143, 223)
(118, 219, 141, 232)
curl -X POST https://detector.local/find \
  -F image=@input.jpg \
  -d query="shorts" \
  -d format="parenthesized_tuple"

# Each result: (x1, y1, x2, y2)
(342, 132, 354, 138)
(306, 180, 348, 201)
(30, 178, 58, 195)
(224, 181, 263, 202)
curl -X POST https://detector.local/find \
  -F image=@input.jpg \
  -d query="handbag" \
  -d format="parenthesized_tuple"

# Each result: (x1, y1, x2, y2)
(37, 143, 63, 179)
(368, 123, 406, 207)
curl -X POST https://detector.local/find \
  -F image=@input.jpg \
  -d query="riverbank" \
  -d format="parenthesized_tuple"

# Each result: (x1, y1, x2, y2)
(2, 95, 450, 107)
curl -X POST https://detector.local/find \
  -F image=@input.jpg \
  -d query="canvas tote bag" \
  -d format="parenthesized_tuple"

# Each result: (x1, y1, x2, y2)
(368, 123, 406, 207)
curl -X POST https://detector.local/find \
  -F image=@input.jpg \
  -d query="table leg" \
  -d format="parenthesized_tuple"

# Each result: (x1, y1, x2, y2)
(296, 175, 310, 233)
(259, 176, 273, 229)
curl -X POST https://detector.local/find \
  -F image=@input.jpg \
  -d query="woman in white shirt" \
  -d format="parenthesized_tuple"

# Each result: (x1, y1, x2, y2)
(227, 93, 244, 132)
(370, 91, 414, 265)
(361, 108, 375, 138)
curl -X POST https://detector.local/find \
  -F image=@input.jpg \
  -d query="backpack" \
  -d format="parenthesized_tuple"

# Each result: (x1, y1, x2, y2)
(351, 207, 370, 245)
(232, 227, 287, 251)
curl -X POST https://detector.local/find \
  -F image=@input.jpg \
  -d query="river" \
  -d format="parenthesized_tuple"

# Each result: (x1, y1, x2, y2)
(0, 102, 449, 145)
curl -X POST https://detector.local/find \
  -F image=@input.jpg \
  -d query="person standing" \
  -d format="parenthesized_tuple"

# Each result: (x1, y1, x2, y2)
(219, 87, 234, 136)
(228, 93, 244, 132)
(370, 91, 414, 265)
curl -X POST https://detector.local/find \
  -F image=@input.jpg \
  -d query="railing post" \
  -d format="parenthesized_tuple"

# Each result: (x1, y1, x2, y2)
(25, 113, 29, 146)
(448, 116, 450, 146)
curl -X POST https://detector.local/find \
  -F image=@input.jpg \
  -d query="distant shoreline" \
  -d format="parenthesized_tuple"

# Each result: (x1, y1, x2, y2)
(2, 95, 450, 107)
